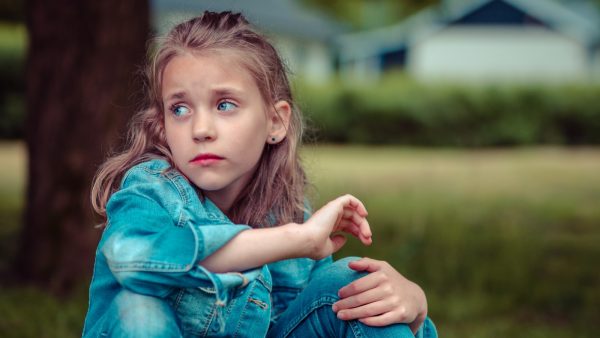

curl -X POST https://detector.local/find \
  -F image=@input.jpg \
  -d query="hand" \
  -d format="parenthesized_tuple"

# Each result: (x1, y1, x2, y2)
(332, 257, 427, 334)
(303, 194, 372, 260)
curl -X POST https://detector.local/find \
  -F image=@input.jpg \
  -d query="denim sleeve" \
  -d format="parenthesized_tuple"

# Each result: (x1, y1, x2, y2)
(101, 172, 251, 300)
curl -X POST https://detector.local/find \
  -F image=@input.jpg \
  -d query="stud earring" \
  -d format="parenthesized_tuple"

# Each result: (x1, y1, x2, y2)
(271, 137, 276, 142)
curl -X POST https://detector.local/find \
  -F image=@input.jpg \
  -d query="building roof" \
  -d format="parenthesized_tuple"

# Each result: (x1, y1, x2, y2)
(337, 0, 600, 61)
(450, 0, 600, 45)
(151, 0, 349, 41)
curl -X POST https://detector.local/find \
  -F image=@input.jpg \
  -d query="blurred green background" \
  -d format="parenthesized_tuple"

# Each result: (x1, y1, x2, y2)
(1, 0, 600, 337)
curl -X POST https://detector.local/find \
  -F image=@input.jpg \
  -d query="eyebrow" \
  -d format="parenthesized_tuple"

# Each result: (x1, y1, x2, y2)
(164, 91, 187, 102)
(163, 87, 245, 103)
(214, 87, 244, 98)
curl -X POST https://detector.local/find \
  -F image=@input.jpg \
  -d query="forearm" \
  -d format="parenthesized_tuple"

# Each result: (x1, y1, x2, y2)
(199, 223, 310, 273)
(201, 194, 371, 273)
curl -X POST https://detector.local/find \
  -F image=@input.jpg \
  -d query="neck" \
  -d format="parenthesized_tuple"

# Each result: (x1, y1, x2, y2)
(204, 164, 259, 220)
(203, 175, 250, 219)
(204, 190, 236, 217)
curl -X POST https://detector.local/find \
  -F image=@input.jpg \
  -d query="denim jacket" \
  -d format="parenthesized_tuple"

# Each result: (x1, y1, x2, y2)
(82, 158, 331, 337)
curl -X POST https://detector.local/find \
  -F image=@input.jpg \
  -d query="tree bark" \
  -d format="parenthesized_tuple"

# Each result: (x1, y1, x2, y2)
(14, 0, 149, 296)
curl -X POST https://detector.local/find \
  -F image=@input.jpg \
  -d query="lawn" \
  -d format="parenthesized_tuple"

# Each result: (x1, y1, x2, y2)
(1, 142, 599, 337)
(306, 145, 600, 338)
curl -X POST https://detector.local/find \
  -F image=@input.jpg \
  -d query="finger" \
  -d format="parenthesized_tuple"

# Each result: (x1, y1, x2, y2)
(332, 286, 383, 312)
(337, 219, 360, 234)
(357, 217, 372, 243)
(337, 220, 371, 246)
(341, 209, 362, 223)
(338, 271, 383, 298)
(345, 224, 361, 238)
(341, 210, 372, 240)
(329, 234, 347, 254)
(409, 315, 426, 335)
(358, 311, 398, 327)
(340, 194, 368, 217)
(349, 195, 369, 217)
(348, 257, 384, 273)
(341, 210, 364, 229)
(336, 300, 389, 321)
(342, 210, 371, 237)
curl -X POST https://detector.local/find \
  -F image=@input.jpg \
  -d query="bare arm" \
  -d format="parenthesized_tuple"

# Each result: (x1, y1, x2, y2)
(200, 194, 372, 273)
(201, 195, 428, 332)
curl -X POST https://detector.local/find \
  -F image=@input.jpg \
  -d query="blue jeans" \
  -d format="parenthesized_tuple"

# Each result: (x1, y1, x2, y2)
(96, 257, 437, 337)
(267, 257, 437, 338)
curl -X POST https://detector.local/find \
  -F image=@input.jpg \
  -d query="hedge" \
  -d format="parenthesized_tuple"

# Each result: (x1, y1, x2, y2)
(295, 75, 600, 146)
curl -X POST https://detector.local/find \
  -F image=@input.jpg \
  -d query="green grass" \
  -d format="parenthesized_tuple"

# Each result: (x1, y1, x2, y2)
(1, 142, 599, 337)
(304, 145, 600, 337)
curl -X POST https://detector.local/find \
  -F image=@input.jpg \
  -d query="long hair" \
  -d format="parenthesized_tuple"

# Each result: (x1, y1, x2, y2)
(91, 11, 307, 227)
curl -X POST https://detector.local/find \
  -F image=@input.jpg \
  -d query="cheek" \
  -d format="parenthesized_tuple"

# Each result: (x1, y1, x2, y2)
(232, 124, 267, 162)
(164, 124, 185, 159)
(235, 135, 265, 162)
(164, 130, 176, 153)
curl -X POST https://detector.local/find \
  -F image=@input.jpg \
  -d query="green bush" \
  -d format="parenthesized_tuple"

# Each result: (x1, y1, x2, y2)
(0, 22, 26, 139)
(296, 75, 600, 146)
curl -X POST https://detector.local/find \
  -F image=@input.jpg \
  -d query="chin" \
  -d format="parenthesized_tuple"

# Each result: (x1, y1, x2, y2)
(192, 179, 227, 192)
(183, 172, 225, 191)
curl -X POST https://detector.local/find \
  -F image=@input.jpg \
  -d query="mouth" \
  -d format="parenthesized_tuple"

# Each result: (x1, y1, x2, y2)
(190, 153, 224, 166)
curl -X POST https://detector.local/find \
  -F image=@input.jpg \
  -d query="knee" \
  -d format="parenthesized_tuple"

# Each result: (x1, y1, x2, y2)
(309, 256, 367, 296)
(417, 317, 438, 338)
(104, 290, 181, 337)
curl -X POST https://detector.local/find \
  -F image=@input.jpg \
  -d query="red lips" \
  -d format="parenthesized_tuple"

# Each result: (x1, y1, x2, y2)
(190, 153, 224, 166)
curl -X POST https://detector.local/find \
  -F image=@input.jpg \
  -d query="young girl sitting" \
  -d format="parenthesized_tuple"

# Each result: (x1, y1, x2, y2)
(82, 11, 437, 338)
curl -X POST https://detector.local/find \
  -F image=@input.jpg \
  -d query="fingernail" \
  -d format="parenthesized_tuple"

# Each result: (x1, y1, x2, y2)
(332, 304, 338, 312)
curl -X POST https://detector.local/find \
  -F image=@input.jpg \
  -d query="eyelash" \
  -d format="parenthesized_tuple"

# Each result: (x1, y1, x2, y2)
(217, 100, 237, 112)
(168, 99, 238, 117)
(169, 104, 190, 117)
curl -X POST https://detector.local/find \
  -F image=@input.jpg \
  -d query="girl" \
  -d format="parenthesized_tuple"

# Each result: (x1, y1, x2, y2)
(83, 11, 436, 338)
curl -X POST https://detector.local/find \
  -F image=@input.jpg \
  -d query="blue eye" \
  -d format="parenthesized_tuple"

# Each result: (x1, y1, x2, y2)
(171, 105, 190, 117)
(217, 101, 237, 111)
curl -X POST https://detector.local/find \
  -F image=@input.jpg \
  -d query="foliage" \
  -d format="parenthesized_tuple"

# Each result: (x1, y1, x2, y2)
(0, 22, 26, 139)
(295, 75, 600, 146)
(300, 0, 439, 29)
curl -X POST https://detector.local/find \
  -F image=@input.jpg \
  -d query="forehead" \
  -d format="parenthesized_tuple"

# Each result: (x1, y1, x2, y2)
(161, 51, 259, 95)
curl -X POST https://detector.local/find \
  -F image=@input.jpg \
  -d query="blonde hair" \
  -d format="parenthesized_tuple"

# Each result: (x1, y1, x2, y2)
(91, 11, 307, 227)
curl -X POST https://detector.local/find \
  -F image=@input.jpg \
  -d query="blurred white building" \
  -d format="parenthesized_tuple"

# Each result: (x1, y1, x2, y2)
(151, 0, 348, 84)
(338, 0, 600, 83)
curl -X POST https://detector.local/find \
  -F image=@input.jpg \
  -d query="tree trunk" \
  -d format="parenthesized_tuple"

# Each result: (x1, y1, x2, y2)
(14, 0, 149, 296)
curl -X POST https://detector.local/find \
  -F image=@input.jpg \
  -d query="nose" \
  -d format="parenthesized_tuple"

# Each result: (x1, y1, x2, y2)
(192, 110, 216, 142)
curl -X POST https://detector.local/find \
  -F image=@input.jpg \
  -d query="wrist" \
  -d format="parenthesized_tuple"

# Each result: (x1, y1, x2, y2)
(281, 222, 312, 259)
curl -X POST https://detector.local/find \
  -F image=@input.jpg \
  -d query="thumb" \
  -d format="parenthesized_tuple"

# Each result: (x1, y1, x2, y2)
(348, 257, 381, 272)
(330, 234, 347, 253)
(348, 257, 369, 272)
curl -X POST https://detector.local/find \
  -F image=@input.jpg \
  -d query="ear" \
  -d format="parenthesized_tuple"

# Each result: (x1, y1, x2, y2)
(267, 100, 292, 144)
